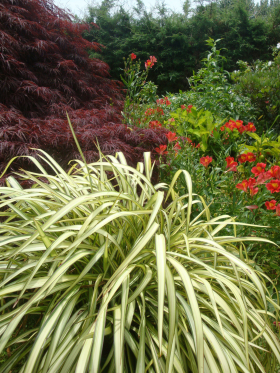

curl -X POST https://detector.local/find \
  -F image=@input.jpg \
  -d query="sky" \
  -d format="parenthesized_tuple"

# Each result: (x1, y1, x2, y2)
(53, 0, 185, 17)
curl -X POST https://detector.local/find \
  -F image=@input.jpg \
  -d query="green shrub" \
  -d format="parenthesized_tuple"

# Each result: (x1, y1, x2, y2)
(176, 38, 256, 122)
(232, 45, 280, 131)
(0, 149, 280, 372)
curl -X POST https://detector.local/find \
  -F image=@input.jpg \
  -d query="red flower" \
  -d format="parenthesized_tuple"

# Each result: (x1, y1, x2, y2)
(130, 53, 136, 60)
(234, 120, 246, 134)
(249, 187, 258, 196)
(237, 125, 246, 134)
(149, 120, 162, 128)
(246, 153, 257, 163)
(157, 96, 171, 106)
(145, 108, 154, 116)
(276, 204, 280, 216)
(238, 154, 248, 163)
(266, 180, 280, 193)
(268, 165, 280, 179)
(256, 171, 271, 185)
(251, 163, 266, 176)
(196, 143, 201, 148)
(181, 105, 186, 110)
(166, 132, 178, 142)
(236, 179, 248, 192)
(174, 142, 181, 151)
(187, 105, 193, 113)
(247, 178, 256, 189)
(155, 145, 168, 155)
(145, 59, 154, 69)
(150, 56, 157, 63)
(245, 122, 256, 132)
(168, 118, 175, 123)
(200, 156, 212, 167)
(225, 156, 237, 171)
(220, 125, 225, 131)
(265, 200, 277, 210)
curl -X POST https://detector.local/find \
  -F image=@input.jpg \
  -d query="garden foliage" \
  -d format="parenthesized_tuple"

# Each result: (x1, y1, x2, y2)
(0, 149, 280, 372)
(83, 0, 280, 93)
(232, 44, 280, 130)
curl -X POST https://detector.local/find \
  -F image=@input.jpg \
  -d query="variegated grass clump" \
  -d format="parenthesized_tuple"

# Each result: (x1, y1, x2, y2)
(0, 149, 280, 373)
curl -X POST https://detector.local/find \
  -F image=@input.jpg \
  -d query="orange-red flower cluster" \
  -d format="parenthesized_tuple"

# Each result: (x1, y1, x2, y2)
(236, 178, 258, 196)
(155, 144, 168, 155)
(220, 120, 256, 134)
(238, 152, 256, 163)
(145, 107, 164, 116)
(166, 132, 178, 142)
(157, 96, 171, 105)
(200, 156, 212, 167)
(149, 120, 162, 128)
(181, 104, 193, 112)
(130, 53, 136, 60)
(145, 56, 157, 69)
(225, 156, 238, 171)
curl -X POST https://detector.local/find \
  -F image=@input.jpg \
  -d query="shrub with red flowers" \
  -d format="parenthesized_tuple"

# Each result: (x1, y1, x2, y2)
(157, 96, 171, 106)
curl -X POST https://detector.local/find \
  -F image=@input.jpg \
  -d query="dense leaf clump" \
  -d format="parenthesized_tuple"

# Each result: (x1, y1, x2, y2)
(0, 0, 167, 175)
(0, 151, 280, 372)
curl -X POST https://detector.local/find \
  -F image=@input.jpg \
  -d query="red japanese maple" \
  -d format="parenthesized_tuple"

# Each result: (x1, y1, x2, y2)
(0, 0, 167, 177)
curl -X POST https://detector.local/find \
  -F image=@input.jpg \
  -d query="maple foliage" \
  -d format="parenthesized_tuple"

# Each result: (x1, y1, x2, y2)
(0, 0, 167, 179)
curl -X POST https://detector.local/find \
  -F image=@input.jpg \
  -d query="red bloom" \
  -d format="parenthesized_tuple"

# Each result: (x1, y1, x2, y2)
(200, 156, 212, 167)
(130, 53, 137, 60)
(276, 204, 280, 216)
(157, 96, 171, 106)
(187, 105, 193, 113)
(247, 177, 256, 188)
(234, 120, 246, 134)
(168, 118, 175, 123)
(265, 200, 277, 210)
(220, 125, 225, 131)
(256, 171, 271, 185)
(249, 186, 258, 196)
(236, 179, 248, 192)
(149, 120, 162, 128)
(181, 105, 186, 110)
(268, 165, 280, 179)
(150, 56, 157, 63)
(145, 108, 154, 116)
(145, 59, 154, 69)
(225, 156, 237, 171)
(166, 132, 178, 142)
(238, 154, 248, 163)
(174, 142, 181, 151)
(251, 163, 266, 176)
(237, 125, 246, 134)
(246, 153, 257, 163)
(266, 180, 280, 193)
(155, 145, 168, 155)
(196, 143, 201, 148)
(245, 122, 256, 132)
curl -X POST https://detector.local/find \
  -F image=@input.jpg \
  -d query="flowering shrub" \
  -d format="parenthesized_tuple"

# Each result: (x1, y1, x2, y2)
(151, 117, 280, 284)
